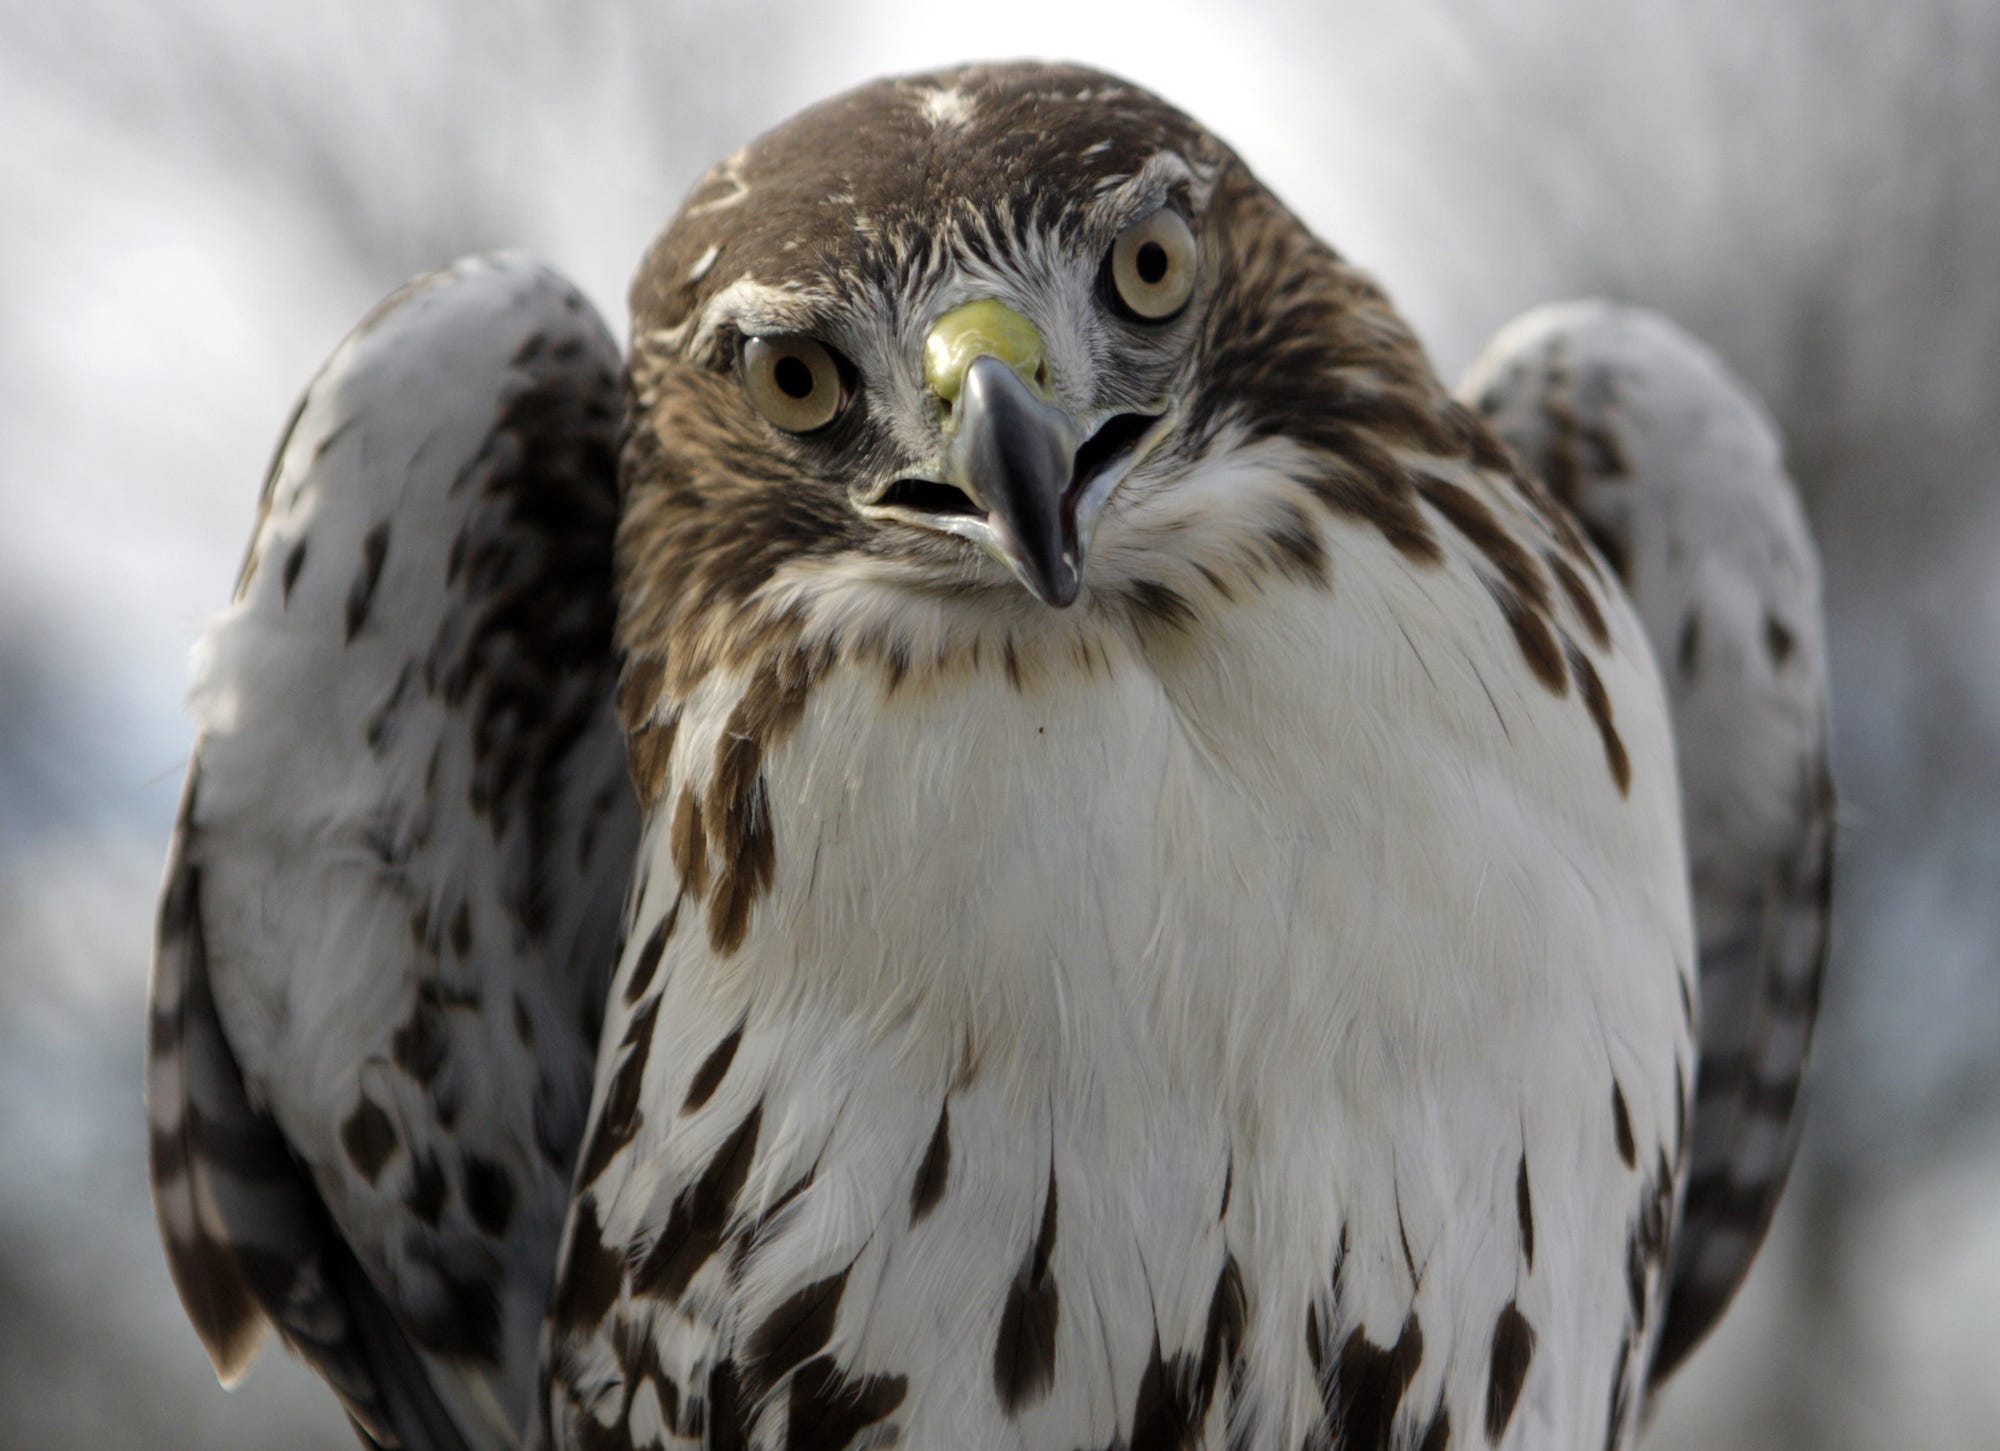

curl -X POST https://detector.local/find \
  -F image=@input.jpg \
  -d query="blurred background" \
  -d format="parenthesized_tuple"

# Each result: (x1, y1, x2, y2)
(3, 0, 1996, 1445)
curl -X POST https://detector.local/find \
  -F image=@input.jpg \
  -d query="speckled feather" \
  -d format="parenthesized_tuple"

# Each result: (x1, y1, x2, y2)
(148, 255, 637, 1448)
(1460, 301, 1834, 1385)
(150, 63, 1832, 1451)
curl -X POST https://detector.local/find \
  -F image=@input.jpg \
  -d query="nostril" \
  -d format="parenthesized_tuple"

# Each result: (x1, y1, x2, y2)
(880, 478, 983, 517)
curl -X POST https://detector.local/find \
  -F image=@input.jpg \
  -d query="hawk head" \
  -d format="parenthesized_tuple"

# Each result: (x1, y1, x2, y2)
(617, 62, 1501, 702)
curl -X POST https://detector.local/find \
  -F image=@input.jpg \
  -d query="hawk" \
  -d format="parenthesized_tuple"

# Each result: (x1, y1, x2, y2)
(147, 63, 1833, 1451)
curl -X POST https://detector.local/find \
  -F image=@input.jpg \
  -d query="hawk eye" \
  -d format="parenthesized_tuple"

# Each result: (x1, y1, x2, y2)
(1108, 209, 1197, 321)
(742, 335, 848, 433)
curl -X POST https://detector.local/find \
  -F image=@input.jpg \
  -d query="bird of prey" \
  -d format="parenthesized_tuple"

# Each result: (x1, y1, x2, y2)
(147, 62, 1833, 1451)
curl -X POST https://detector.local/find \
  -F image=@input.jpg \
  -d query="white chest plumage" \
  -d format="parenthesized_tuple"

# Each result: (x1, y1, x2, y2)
(554, 457, 1695, 1451)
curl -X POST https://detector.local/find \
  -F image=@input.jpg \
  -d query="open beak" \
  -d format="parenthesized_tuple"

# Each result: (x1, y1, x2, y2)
(859, 298, 1171, 609)
(946, 355, 1082, 606)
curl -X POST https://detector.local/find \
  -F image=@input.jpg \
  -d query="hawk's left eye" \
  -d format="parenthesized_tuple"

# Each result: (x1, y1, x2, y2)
(1107, 209, 1197, 322)
(742, 335, 849, 434)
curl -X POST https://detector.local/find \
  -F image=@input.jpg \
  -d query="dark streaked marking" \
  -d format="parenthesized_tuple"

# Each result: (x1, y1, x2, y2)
(364, 660, 415, 754)
(617, 654, 667, 732)
(1516, 1152, 1535, 1269)
(1129, 1336, 1198, 1451)
(449, 901, 472, 956)
(745, 1269, 848, 1393)
(1765, 613, 1796, 666)
(1611, 1079, 1637, 1168)
(622, 896, 679, 1006)
(705, 653, 813, 954)
(786, 1355, 907, 1451)
(1601, 1334, 1632, 1451)
(626, 712, 679, 807)
(671, 786, 709, 896)
(708, 1358, 749, 1451)
(1626, 1232, 1648, 1324)
(1417, 1407, 1452, 1451)
(707, 771, 774, 954)
(1305, 464, 1444, 567)
(1219, 1154, 1234, 1220)
(339, 1097, 398, 1184)
(404, 1151, 448, 1226)
(344, 522, 390, 642)
(1547, 551, 1609, 648)
(1200, 1255, 1247, 1406)
(1266, 501, 1332, 587)
(1672, 1060, 1687, 1161)
(1328, 1311, 1424, 1451)
(1567, 642, 1631, 794)
(578, 995, 662, 1187)
(1484, 1301, 1536, 1443)
(1490, 582, 1567, 694)
(1677, 610, 1702, 677)
(405, 1255, 503, 1363)
(683, 1025, 744, 1113)
(993, 1166, 1060, 1413)
(463, 1155, 516, 1238)
(1127, 578, 1196, 634)
(391, 1001, 446, 1086)
(280, 537, 308, 602)
(910, 1102, 951, 1223)
(633, 1102, 762, 1303)
(1418, 475, 1549, 611)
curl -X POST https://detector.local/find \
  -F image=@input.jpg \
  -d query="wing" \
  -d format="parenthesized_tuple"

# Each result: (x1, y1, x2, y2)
(147, 254, 639, 1448)
(1458, 300, 1834, 1385)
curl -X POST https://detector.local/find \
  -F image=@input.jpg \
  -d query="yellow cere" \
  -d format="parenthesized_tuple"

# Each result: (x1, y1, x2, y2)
(922, 298, 1048, 409)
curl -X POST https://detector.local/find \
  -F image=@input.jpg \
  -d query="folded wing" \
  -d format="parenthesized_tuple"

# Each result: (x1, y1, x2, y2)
(147, 255, 638, 1447)
(1461, 301, 1835, 1385)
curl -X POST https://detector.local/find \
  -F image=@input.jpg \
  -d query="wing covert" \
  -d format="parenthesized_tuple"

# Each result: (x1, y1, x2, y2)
(146, 254, 638, 1447)
(1460, 300, 1835, 1386)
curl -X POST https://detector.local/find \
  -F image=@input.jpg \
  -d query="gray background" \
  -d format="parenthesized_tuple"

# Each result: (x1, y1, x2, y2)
(3, 1, 1996, 1445)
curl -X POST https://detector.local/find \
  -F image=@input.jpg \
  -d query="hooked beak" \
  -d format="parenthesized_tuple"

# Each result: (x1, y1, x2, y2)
(947, 356, 1082, 606)
(859, 299, 1172, 609)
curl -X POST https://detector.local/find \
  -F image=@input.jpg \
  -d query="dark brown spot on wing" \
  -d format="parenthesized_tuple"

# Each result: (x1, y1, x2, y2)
(577, 995, 661, 1187)
(671, 786, 709, 897)
(1677, 610, 1702, 677)
(1418, 475, 1550, 612)
(683, 1025, 744, 1112)
(281, 537, 308, 603)
(344, 522, 390, 642)
(633, 1102, 762, 1303)
(1326, 1310, 1424, 1451)
(786, 1355, 907, 1451)
(1568, 641, 1631, 794)
(404, 1149, 448, 1226)
(910, 1101, 951, 1223)
(1611, 1079, 1637, 1168)
(746, 1269, 849, 1394)
(463, 1154, 516, 1238)
(1491, 582, 1568, 694)
(339, 1097, 398, 1184)
(1765, 612, 1796, 666)
(1516, 1152, 1535, 1269)
(993, 1165, 1060, 1414)
(1484, 1301, 1536, 1443)
(1547, 551, 1609, 649)
(622, 896, 679, 1006)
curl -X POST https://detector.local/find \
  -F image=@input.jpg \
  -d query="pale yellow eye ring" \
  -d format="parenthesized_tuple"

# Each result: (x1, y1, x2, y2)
(1110, 209, 1197, 321)
(742, 335, 846, 433)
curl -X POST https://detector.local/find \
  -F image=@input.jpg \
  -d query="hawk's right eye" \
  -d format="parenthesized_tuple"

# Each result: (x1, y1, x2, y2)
(742, 335, 849, 433)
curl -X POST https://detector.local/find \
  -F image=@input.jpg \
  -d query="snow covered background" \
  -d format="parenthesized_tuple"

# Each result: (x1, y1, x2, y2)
(3, 0, 1997, 1444)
